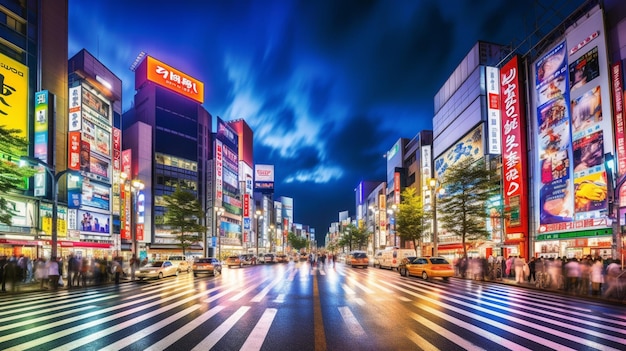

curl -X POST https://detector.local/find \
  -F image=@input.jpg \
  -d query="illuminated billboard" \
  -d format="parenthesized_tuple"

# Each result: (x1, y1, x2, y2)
(434, 124, 483, 178)
(0, 53, 28, 139)
(530, 7, 612, 234)
(254, 164, 275, 191)
(138, 56, 204, 104)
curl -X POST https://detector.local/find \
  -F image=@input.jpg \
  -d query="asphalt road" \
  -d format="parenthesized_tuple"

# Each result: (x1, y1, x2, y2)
(0, 261, 625, 350)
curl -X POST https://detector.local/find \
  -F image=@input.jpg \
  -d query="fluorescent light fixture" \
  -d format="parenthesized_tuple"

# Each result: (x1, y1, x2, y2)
(96, 75, 112, 90)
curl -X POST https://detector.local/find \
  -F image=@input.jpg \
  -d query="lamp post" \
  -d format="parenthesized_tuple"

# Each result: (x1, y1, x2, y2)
(388, 204, 398, 247)
(426, 178, 445, 257)
(121, 172, 144, 257)
(20, 157, 78, 259)
(254, 210, 263, 257)
(215, 206, 224, 260)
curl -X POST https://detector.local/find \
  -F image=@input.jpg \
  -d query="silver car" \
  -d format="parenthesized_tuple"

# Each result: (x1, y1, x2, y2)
(137, 260, 179, 280)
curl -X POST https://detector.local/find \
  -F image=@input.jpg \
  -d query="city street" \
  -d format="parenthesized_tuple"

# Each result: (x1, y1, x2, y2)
(1, 260, 625, 351)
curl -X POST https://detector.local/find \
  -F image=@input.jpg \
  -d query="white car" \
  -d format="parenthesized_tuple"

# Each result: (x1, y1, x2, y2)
(137, 260, 179, 280)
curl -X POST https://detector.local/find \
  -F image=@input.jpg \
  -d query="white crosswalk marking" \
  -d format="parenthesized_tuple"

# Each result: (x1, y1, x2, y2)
(338, 306, 366, 337)
(191, 306, 250, 351)
(240, 308, 277, 350)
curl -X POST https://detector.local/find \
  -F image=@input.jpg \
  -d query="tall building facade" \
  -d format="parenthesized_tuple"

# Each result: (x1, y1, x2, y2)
(122, 55, 211, 259)
(0, 0, 70, 258)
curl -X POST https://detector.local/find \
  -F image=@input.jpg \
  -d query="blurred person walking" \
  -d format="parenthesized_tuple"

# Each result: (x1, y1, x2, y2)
(46, 257, 60, 291)
(590, 257, 604, 296)
(514, 256, 526, 283)
(603, 259, 622, 299)
(130, 254, 138, 281)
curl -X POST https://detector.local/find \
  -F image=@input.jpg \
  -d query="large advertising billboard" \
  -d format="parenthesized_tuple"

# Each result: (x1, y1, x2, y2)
(137, 56, 204, 104)
(434, 124, 484, 178)
(255, 164, 275, 191)
(531, 7, 612, 234)
(0, 53, 28, 138)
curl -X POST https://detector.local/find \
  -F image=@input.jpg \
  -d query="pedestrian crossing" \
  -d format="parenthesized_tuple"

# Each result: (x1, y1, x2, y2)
(0, 263, 624, 350)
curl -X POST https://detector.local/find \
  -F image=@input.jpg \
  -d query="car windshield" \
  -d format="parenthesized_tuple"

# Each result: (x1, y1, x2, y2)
(430, 258, 449, 264)
(228, 256, 239, 259)
(147, 261, 164, 267)
(352, 252, 367, 258)
(196, 258, 213, 263)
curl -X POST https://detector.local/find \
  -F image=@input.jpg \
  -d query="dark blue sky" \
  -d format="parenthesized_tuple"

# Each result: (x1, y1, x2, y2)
(68, 0, 584, 244)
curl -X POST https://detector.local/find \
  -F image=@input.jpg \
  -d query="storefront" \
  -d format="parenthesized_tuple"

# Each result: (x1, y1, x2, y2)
(534, 229, 613, 259)
(0, 238, 112, 259)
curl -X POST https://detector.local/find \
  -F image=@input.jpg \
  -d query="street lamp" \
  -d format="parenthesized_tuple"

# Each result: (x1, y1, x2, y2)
(215, 206, 224, 260)
(121, 172, 144, 257)
(388, 204, 398, 247)
(425, 178, 445, 257)
(254, 210, 263, 257)
(20, 156, 78, 259)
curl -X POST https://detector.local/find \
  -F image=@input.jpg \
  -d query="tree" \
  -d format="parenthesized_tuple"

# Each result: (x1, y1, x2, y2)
(437, 157, 500, 258)
(337, 224, 370, 251)
(163, 187, 207, 255)
(287, 232, 308, 252)
(0, 126, 35, 225)
(395, 187, 427, 253)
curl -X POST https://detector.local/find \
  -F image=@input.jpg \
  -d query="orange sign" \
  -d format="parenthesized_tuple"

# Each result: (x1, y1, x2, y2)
(145, 56, 204, 104)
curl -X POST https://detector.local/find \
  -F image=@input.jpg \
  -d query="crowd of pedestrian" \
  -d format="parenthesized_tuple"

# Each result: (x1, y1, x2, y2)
(454, 254, 625, 300)
(1, 254, 140, 293)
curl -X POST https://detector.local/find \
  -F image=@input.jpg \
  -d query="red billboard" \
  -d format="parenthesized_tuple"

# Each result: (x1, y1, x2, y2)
(500, 55, 529, 245)
(137, 56, 204, 104)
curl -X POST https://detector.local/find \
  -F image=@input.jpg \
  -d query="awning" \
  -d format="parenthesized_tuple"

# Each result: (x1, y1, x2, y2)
(58, 241, 112, 248)
(0, 239, 41, 246)
(149, 243, 203, 250)
(438, 243, 466, 250)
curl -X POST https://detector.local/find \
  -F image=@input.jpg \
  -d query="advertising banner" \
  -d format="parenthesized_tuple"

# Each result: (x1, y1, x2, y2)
(611, 62, 626, 207)
(532, 7, 612, 234)
(82, 180, 110, 211)
(254, 164, 275, 191)
(68, 86, 82, 132)
(500, 55, 529, 239)
(486, 66, 502, 154)
(41, 204, 67, 237)
(0, 53, 28, 138)
(68, 131, 81, 170)
(141, 56, 204, 104)
(34, 91, 49, 163)
(78, 210, 110, 235)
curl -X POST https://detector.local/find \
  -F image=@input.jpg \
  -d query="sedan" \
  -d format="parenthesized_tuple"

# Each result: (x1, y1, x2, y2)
(348, 251, 369, 268)
(402, 257, 454, 280)
(225, 255, 242, 268)
(192, 257, 222, 276)
(136, 260, 178, 280)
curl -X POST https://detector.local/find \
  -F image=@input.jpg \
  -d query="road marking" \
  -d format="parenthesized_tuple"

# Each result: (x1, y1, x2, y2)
(191, 306, 250, 351)
(342, 284, 356, 295)
(354, 297, 365, 306)
(144, 305, 225, 351)
(406, 329, 440, 351)
(274, 294, 286, 303)
(230, 277, 271, 301)
(313, 272, 327, 351)
(338, 306, 366, 337)
(98, 305, 200, 351)
(240, 308, 277, 351)
(251, 276, 284, 302)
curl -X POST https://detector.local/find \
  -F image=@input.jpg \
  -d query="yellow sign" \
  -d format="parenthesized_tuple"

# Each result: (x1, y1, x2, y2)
(0, 53, 29, 138)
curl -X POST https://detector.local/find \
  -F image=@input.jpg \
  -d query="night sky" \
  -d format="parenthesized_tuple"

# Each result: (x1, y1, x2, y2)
(68, 0, 585, 244)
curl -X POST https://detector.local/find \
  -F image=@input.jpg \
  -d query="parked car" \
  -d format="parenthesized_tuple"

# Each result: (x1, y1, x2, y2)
(401, 257, 454, 280)
(348, 251, 369, 268)
(299, 253, 309, 262)
(275, 254, 288, 263)
(225, 255, 243, 268)
(167, 256, 191, 273)
(192, 257, 222, 276)
(263, 253, 276, 263)
(136, 260, 179, 280)
(397, 256, 418, 277)
(240, 253, 257, 265)
(373, 250, 383, 268)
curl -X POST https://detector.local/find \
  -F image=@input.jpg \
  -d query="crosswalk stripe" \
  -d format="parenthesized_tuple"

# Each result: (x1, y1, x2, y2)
(240, 308, 277, 350)
(409, 311, 487, 351)
(0, 305, 96, 332)
(406, 329, 440, 351)
(338, 306, 366, 337)
(191, 306, 250, 350)
(92, 305, 200, 351)
(342, 284, 356, 295)
(251, 276, 285, 302)
(144, 305, 226, 351)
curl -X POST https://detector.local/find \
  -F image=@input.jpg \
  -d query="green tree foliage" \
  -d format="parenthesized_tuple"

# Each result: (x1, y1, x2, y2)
(163, 187, 207, 255)
(0, 126, 35, 225)
(396, 187, 427, 252)
(337, 224, 370, 251)
(437, 157, 500, 258)
(287, 232, 308, 251)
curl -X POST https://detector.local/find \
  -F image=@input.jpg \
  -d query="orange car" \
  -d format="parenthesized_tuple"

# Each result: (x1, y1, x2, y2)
(348, 251, 369, 268)
(402, 257, 454, 280)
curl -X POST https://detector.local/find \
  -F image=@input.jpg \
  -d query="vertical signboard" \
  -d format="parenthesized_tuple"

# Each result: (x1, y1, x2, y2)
(34, 91, 49, 163)
(500, 55, 529, 240)
(68, 86, 82, 132)
(120, 149, 132, 240)
(0, 53, 28, 138)
(611, 62, 626, 207)
(486, 66, 502, 154)
(215, 140, 223, 208)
